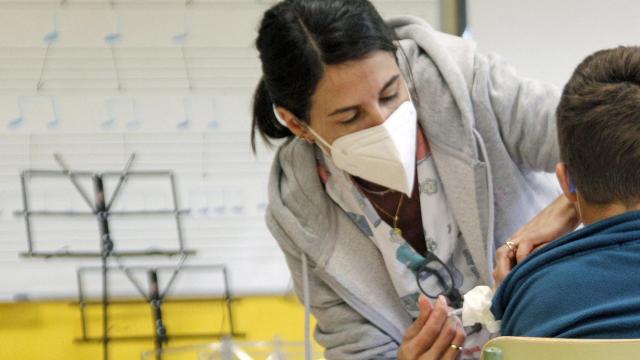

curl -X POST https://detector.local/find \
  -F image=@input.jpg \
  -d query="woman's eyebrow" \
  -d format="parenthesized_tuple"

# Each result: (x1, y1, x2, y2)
(379, 74, 400, 94)
(327, 74, 400, 117)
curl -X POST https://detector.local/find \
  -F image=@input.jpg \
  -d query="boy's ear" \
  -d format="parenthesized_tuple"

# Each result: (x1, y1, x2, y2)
(556, 162, 578, 204)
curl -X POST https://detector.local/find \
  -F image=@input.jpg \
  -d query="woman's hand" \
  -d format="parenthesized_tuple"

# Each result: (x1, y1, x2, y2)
(398, 295, 466, 360)
(494, 195, 580, 286)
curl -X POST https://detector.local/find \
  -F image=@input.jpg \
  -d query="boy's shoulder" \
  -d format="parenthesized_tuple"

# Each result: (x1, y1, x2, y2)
(493, 211, 640, 336)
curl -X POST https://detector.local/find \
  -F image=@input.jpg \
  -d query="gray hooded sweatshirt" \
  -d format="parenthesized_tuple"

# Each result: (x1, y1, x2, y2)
(265, 16, 561, 359)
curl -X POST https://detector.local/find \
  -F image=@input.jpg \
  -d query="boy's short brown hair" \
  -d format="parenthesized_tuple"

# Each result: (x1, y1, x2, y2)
(557, 46, 640, 206)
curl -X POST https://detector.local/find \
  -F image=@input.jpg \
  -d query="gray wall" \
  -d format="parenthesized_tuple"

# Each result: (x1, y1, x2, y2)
(468, 0, 640, 87)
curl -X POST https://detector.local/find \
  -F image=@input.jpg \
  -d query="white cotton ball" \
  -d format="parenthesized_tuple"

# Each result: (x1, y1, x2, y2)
(461, 286, 501, 333)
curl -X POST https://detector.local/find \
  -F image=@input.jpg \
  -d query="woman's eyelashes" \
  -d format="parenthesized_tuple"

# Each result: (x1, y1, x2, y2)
(380, 92, 399, 103)
(340, 93, 400, 126)
(342, 111, 360, 125)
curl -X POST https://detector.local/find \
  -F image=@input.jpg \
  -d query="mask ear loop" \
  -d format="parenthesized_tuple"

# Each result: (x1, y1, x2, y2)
(302, 124, 333, 150)
(272, 104, 333, 149)
(272, 104, 288, 127)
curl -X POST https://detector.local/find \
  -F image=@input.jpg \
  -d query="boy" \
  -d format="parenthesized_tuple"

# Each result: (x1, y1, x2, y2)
(491, 46, 640, 338)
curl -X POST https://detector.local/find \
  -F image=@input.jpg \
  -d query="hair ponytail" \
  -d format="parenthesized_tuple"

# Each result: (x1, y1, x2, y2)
(251, 0, 396, 153)
(251, 78, 292, 153)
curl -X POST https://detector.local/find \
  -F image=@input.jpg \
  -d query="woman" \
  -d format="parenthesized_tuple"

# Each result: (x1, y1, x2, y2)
(252, 0, 578, 359)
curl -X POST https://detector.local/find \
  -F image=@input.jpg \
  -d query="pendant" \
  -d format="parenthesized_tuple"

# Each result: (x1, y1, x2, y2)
(394, 227, 402, 237)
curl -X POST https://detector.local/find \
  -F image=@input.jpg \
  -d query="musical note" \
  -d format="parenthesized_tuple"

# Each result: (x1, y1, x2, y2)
(7, 97, 26, 130)
(44, 16, 59, 44)
(173, 11, 190, 45)
(177, 97, 191, 130)
(38, 16, 59, 91)
(173, 31, 189, 46)
(211, 189, 225, 216)
(228, 188, 245, 215)
(101, 98, 116, 130)
(173, 11, 193, 91)
(105, 15, 123, 92)
(47, 97, 61, 130)
(256, 201, 268, 213)
(104, 14, 122, 45)
(189, 188, 209, 218)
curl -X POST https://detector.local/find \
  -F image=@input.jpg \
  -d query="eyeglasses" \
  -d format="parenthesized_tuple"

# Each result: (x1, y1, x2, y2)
(415, 251, 463, 309)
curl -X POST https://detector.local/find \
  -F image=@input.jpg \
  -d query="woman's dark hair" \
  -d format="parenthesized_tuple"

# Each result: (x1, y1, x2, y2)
(251, 0, 397, 152)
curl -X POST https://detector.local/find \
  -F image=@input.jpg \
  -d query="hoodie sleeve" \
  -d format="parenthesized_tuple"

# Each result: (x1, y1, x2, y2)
(472, 52, 561, 172)
(266, 211, 400, 360)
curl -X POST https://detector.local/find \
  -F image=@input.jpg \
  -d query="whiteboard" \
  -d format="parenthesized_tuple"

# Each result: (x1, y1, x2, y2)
(0, 0, 440, 300)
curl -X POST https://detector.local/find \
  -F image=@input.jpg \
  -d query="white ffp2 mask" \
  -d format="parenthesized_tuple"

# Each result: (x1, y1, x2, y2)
(274, 101, 418, 195)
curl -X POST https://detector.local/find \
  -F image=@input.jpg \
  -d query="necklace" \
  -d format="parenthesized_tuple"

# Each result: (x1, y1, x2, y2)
(368, 193, 405, 236)
(355, 181, 395, 196)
